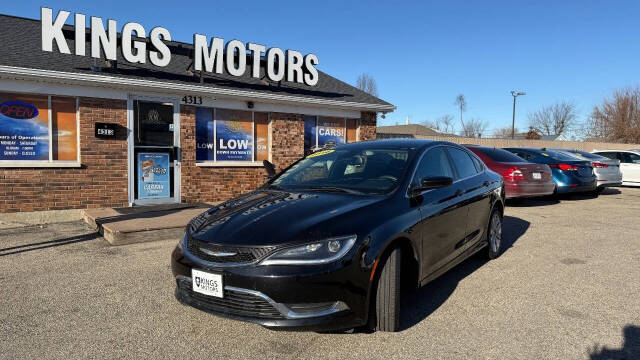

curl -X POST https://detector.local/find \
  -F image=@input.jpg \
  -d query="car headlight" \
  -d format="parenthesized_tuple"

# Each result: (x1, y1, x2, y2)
(260, 235, 357, 265)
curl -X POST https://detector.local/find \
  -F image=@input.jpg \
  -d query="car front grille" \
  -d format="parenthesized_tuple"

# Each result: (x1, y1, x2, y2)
(186, 237, 276, 264)
(176, 277, 284, 320)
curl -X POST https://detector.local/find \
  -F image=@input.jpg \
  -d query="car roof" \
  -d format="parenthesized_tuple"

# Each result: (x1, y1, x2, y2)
(503, 147, 547, 153)
(593, 149, 638, 153)
(334, 139, 462, 152)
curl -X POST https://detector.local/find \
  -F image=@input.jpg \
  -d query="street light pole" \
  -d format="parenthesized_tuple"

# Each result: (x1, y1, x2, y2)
(510, 90, 526, 139)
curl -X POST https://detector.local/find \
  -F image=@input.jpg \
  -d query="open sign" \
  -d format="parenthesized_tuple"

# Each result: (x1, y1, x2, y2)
(0, 102, 39, 120)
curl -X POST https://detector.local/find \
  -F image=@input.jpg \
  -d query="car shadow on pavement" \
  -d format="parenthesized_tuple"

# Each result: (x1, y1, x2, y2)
(0, 231, 101, 257)
(506, 197, 560, 207)
(398, 215, 530, 332)
(588, 325, 640, 360)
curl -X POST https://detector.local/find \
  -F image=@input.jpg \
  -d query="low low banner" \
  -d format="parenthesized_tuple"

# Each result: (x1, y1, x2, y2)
(137, 152, 170, 199)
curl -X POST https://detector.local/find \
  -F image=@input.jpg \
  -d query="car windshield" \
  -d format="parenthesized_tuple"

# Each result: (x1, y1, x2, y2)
(475, 147, 525, 162)
(270, 148, 413, 194)
(539, 150, 579, 161)
(553, 149, 607, 160)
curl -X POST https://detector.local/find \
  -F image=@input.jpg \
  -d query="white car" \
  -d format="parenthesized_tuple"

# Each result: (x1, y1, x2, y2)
(592, 150, 640, 186)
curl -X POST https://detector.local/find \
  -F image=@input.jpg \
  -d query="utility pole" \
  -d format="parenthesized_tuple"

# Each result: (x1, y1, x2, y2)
(510, 90, 526, 139)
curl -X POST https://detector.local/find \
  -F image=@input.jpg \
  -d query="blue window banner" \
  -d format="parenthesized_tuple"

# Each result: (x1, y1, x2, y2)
(317, 117, 345, 148)
(195, 107, 214, 162)
(0, 99, 50, 161)
(215, 109, 253, 161)
(137, 152, 170, 199)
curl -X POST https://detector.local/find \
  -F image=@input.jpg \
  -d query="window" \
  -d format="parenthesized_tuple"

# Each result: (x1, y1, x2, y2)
(195, 107, 270, 164)
(447, 147, 478, 179)
(622, 152, 640, 164)
(478, 147, 526, 163)
(272, 148, 411, 194)
(595, 152, 619, 161)
(413, 147, 454, 185)
(304, 116, 358, 155)
(0, 92, 78, 165)
(507, 149, 534, 161)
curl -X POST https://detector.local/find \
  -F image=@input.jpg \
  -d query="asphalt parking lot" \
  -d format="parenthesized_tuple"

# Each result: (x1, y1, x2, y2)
(1, 188, 639, 360)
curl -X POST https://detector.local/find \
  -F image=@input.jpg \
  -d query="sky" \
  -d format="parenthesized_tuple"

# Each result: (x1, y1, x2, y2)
(5, 1, 640, 137)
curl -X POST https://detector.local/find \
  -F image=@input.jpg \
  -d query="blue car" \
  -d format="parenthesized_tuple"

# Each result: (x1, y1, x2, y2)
(504, 148, 597, 194)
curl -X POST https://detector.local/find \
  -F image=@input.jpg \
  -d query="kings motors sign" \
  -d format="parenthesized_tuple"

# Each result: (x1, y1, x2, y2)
(40, 7, 319, 86)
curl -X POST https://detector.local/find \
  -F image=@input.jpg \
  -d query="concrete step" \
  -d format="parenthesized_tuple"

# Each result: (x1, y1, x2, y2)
(82, 203, 212, 245)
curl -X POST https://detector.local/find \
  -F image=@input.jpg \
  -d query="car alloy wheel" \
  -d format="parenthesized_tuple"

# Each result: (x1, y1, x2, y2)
(487, 211, 503, 259)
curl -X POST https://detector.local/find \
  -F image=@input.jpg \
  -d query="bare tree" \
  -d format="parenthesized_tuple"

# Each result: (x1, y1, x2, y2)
(461, 118, 488, 138)
(493, 126, 516, 138)
(422, 115, 456, 134)
(454, 94, 467, 130)
(356, 73, 379, 97)
(438, 114, 456, 134)
(587, 87, 640, 143)
(528, 101, 577, 136)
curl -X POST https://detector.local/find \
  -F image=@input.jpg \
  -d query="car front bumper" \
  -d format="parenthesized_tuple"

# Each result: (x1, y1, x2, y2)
(171, 246, 370, 331)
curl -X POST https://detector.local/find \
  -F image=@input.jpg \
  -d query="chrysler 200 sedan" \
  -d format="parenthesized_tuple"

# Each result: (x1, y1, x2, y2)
(171, 140, 505, 332)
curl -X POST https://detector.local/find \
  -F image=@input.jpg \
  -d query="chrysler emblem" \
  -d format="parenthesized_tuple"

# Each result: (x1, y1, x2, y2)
(200, 248, 237, 257)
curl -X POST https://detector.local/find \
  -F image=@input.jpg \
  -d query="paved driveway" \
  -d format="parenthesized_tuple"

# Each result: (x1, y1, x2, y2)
(1, 188, 639, 359)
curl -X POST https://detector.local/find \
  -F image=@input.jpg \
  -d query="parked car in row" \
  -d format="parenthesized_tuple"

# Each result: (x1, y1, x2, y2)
(504, 148, 597, 194)
(465, 145, 555, 198)
(551, 149, 622, 191)
(592, 150, 640, 187)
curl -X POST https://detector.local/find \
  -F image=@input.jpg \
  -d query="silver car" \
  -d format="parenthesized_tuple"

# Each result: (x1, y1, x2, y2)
(552, 149, 623, 190)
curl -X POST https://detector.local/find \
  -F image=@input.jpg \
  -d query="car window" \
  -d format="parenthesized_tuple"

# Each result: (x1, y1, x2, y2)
(556, 149, 606, 160)
(622, 152, 640, 164)
(272, 148, 413, 194)
(596, 152, 619, 160)
(447, 147, 478, 179)
(506, 149, 534, 161)
(412, 147, 454, 185)
(477, 147, 525, 162)
(471, 155, 484, 172)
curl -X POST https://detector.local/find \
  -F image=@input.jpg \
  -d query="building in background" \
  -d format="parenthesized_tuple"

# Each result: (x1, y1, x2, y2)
(376, 124, 455, 139)
(0, 13, 394, 213)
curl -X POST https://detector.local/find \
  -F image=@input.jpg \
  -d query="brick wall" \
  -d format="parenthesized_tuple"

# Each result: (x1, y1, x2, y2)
(0, 97, 128, 213)
(1, 104, 378, 212)
(360, 112, 377, 141)
(179, 108, 309, 203)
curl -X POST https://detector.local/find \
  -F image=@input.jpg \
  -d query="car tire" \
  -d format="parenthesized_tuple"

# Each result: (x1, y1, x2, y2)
(487, 209, 503, 260)
(375, 248, 401, 332)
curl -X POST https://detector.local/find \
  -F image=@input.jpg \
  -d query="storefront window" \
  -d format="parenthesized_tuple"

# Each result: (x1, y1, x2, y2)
(195, 107, 270, 163)
(0, 92, 78, 164)
(304, 115, 358, 155)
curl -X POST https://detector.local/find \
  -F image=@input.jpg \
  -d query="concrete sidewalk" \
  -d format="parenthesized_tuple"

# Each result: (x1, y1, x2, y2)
(82, 203, 213, 245)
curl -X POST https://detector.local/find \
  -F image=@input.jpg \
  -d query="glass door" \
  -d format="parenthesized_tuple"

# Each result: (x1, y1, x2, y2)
(131, 99, 180, 204)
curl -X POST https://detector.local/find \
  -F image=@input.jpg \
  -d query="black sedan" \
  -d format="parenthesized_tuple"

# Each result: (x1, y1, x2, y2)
(171, 139, 505, 332)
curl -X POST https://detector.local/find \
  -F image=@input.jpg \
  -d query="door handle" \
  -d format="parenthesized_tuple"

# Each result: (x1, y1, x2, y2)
(455, 189, 463, 197)
(483, 181, 490, 187)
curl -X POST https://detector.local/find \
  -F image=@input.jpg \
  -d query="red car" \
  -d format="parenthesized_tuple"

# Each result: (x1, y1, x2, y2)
(465, 145, 556, 198)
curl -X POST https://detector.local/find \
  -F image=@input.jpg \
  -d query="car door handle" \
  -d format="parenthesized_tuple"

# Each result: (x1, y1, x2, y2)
(482, 181, 489, 187)
(455, 189, 463, 197)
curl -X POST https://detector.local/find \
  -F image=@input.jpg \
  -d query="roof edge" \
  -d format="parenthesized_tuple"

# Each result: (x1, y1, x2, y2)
(0, 65, 396, 113)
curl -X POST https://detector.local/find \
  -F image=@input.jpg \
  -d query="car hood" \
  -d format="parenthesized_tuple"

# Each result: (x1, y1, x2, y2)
(187, 189, 385, 247)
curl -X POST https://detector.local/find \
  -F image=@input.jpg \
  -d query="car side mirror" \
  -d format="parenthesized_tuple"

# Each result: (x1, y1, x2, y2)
(410, 176, 453, 196)
(263, 160, 276, 178)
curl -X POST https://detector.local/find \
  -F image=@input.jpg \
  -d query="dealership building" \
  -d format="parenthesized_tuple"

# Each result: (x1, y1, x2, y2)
(0, 11, 394, 213)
